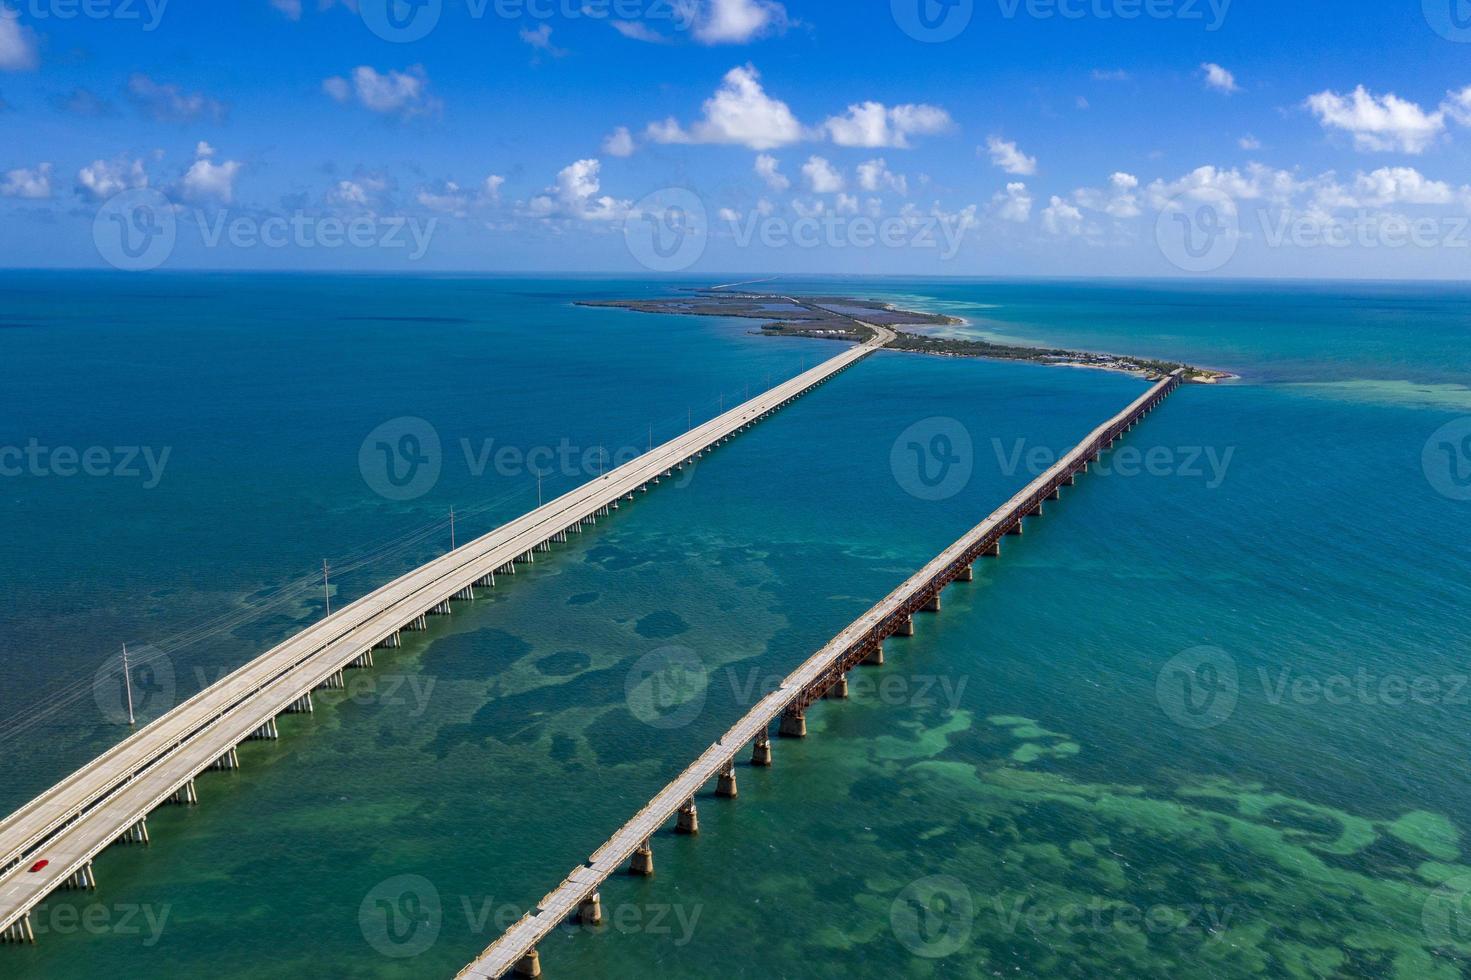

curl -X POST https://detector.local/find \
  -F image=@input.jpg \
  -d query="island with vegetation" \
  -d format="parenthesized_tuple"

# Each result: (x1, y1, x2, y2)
(578, 290, 1231, 383)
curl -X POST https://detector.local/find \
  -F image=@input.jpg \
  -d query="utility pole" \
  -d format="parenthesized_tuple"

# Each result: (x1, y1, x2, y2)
(323, 560, 331, 615)
(450, 506, 456, 549)
(121, 643, 136, 726)
(687, 408, 692, 432)
(537, 470, 543, 507)
(648, 424, 652, 453)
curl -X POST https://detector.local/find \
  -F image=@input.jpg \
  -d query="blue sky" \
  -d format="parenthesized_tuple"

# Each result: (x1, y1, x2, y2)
(4, 0, 1471, 276)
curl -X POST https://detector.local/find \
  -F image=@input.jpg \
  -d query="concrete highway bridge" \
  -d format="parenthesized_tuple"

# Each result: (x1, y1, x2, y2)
(457, 369, 1184, 979)
(0, 321, 894, 945)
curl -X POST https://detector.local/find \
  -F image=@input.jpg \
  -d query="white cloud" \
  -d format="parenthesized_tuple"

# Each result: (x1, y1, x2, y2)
(603, 126, 636, 157)
(802, 155, 844, 193)
(0, 5, 39, 71)
(754, 153, 790, 190)
(1041, 195, 1084, 236)
(992, 182, 1031, 223)
(1239, 135, 1262, 150)
(1074, 172, 1141, 218)
(75, 158, 149, 202)
(269, 0, 302, 19)
(1314, 167, 1458, 209)
(1304, 86, 1445, 154)
(1202, 63, 1240, 94)
(528, 158, 629, 222)
(327, 174, 391, 209)
(127, 73, 228, 123)
(985, 136, 1037, 176)
(520, 23, 567, 56)
(484, 174, 506, 202)
(180, 143, 243, 203)
(324, 66, 438, 119)
(416, 181, 475, 217)
(611, 20, 669, 43)
(691, 0, 790, 45)
(856, 158, 907, 195)
(1146, 164, 1300, 209)
(836, 192, 859, 215)
(825, 101, 951, 148)
(1, 162, 51, 198)
(646, 63, 802, 150)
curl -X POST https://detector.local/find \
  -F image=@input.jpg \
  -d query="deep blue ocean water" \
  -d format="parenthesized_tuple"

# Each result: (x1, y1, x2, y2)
(1, 273, 1468, 978)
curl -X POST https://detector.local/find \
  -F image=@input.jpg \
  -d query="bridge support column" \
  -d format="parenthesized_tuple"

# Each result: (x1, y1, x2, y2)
(983, 541, 1001, 557)
(629, 840, 654, 877)
(455, 585, 476, 600)
(896, 617, 915, 637)
(676, 799, 699, 835)
(512, 947, 542, 978)
(477, 573, 496, 588)
(117, 818, 150, 846)
(863, 642, 885, 666)
(350, 650, 375, 669)
(779, 710, 807, 739)
(64, 861, 97, 891)
(1006, 520, 1024, 536)
(1027, 502, 1043, 517)
(405, 615, 428, 632)
(923, 595, 942, 613)
(716, 764, 738, 798)
(578, 893, 603, 927)
(377, 631, 402, 649)
(1, 913, 34, 944)
(249, 718, 279, 740)
(211, 747, 240, 771)
(1065, 473, 1077, 486)
(316, 670, 345, 691)
(169, 780, 198, 805)
(430, 601, 452, 616)
(957, 565, 974, 582)
(825, 674, 849, 699)
(751, 732, 772, 767)
(286, 693, 314, 714)
(1047, 486, 1061, 501)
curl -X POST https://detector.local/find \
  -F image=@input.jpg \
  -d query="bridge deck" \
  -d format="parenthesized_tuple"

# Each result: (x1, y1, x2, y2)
(457, 369, 1182, 978)
(0, 323, 893, 938)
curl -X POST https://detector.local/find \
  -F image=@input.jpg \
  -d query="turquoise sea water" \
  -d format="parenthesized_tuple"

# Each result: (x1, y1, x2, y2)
(1, 274, 1468, 978)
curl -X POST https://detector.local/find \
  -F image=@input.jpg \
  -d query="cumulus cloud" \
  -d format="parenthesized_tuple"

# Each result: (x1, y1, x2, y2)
(802, 155, 844, 193)
(1, 161, 51, 198)
(856, 158, 907, 195)
(646, 64, 802, 150)
(179, 142, 243, 203)
(75, 158, 149, 202)
(985, 136, 1037, 176)
(603, 126, 636, 157)
(992, 182, 1031, 223)
(527, 158, 629, 221)
(1201, 63, 1240, 94)
(0, 5, 39, 72)
(754, 153, 789, 190)
(1074, 172, 1141, 218)
(327, 173, 392, 210)
(127, 73, 229, 123)
(324, 66, 438, 119)
(1041, 195, 1084, 236)
(691, 0, 790, 45)
(1304, 86, 1445, 154)
(825, 101, 952, 148)
(1239, 135, 1262, 150)
(520, 23, 567, 57)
